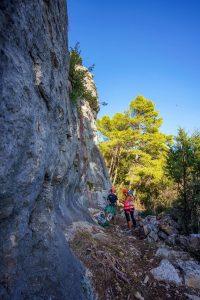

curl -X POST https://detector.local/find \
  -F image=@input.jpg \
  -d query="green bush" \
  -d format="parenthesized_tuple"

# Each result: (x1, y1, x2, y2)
(69, 43, 99, 113)
(87, 181, 94, 191)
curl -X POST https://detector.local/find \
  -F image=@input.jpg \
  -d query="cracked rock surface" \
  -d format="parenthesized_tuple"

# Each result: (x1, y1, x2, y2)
(0, 1, 109, 299)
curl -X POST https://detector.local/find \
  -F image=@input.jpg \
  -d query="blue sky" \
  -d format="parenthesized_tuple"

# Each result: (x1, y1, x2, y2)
(68, 0, 200, 135)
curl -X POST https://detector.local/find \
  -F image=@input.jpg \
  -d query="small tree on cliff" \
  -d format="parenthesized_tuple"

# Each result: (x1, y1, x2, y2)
(69, 43, 99, 113)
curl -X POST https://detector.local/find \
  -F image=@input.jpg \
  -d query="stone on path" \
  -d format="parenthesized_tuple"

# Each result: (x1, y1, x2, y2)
(133, 291, 144, 300)
(143, 275, 149, 284)
(185, 293, 200, 300)
(177, 260, 200, 290)
(155, 246, 190, 261)
(150, 259, 182, 285)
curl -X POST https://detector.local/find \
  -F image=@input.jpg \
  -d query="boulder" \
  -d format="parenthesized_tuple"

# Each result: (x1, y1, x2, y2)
(159, 223, 178, 235)
(141, 214, 181, 243)
(147, 230, 158, 242)
(158, 214, 180, 229)
(177, 234, 200, 259)
(166, 234, 178, 246)
(188, 234, 200, 258)
(185, 294, 200, 300)
(177, 260, 200, 290)
(143, 224, 151, 236)
(158, 214, 179, 236)
(150, 259, 182, 285)
(141, 215, 159, 242)
(158, 231, 168, 240)
(144, 215, 158, 228)
(133, 291, 144, 300)
(178, 235, 189, 248)
(155, 247, 191, 261)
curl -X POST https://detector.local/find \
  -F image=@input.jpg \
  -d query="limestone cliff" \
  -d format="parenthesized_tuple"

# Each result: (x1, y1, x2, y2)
(0, 1, 109, 299)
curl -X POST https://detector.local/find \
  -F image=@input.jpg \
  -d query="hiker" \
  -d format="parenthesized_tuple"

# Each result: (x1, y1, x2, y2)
(123, 189, 136, 229)
(107, 186, 118, 206)
(105, 186, 118, 224)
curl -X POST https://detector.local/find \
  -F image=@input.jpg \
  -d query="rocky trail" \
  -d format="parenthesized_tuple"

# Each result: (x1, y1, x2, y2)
(68, 213, 200, 300)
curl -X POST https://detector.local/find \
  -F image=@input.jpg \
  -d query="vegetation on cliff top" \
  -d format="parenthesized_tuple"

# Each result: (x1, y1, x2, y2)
(69, 43, 99, 113)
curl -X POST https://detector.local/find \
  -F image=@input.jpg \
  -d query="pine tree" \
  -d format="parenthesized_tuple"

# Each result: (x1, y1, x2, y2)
(97, 96, 172, 210)
(167, 129, 200, 232)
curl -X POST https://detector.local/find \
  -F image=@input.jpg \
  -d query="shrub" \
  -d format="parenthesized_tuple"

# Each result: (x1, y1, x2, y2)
(69, 43, 99, 113)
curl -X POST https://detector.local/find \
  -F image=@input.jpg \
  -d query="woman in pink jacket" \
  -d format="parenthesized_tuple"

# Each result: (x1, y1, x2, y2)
(123, 189, 136, 229)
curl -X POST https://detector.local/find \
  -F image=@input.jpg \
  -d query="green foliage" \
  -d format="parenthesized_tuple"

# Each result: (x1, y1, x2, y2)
(69, 43, 99, 113)
(97, 96, 173, 211)
(87, 181, 94, 191)
(98, 95, 199, 233)
(166, 129, 200, 233)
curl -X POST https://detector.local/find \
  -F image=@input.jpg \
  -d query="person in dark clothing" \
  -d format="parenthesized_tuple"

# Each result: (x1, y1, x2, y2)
(107, 188, 118, 206)
(106, 187, 118, 223)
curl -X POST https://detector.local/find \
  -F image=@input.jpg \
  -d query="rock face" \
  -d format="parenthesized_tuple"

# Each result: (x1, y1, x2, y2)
(0, 1, 109, 299)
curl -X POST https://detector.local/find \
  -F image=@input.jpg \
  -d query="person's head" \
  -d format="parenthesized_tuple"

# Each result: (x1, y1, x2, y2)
(110, 186, 116, 193)
(122, 188, 128, 196)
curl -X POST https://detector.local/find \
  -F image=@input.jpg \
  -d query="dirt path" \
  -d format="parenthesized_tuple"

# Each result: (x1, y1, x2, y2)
(70, 216, 199, 300)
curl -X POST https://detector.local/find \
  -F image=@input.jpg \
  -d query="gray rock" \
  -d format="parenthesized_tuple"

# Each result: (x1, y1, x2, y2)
(178, 235, 190, 249)
(150, 259, 182, 285)
(143, 275, 149, 284)
(147, 230, 158, 242)
(188, 234, 200, 258)
(143, 224, 151, 236)
(177, 260, 200, 290)
(141, 215, 159, 242)
(158, 230, 168, 240)
(155, 247, 190, 261)
(133, 291, 144, 300)
(157, 214, 179, 237)
(166, 234, 178, 246)
(0, 200, 14, 220)
(0, 1, 109, 299)
(185, 293, 200, 300)
(177, 234, 200, 259)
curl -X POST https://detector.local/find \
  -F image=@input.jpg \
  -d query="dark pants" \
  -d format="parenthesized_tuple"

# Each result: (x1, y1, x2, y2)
(124, 209, 136, 227)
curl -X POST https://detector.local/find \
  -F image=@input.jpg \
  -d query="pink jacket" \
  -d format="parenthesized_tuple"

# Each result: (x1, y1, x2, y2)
(124, 196, 134, 211)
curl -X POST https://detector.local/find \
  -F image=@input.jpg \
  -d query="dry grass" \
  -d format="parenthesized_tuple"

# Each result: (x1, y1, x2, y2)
(70, 216, 197, 300)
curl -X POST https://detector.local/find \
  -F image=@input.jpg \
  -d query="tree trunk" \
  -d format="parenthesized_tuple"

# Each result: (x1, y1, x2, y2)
(109, 155, 114, 176)
(109, 147, 120, 180)
(183, 159, 189, 233)
(112, 148, 122, 185)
